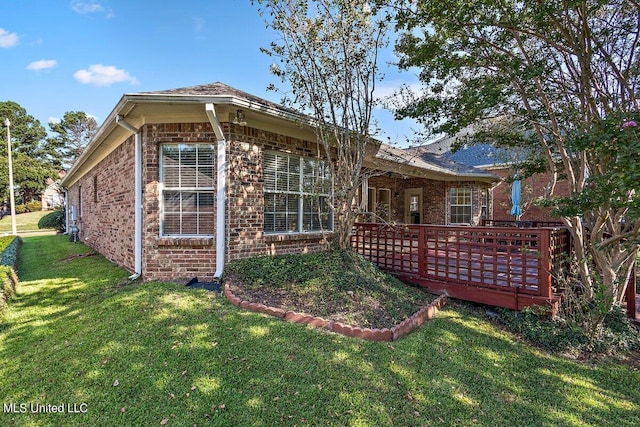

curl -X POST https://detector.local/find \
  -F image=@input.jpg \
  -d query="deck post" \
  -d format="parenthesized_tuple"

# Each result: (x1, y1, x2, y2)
(418, 225, 426, 277)
(538, 229, 553, 298)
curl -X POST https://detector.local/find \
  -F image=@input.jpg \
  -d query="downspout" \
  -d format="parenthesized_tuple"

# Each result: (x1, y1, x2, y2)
(205, 103, 226, 280)
(63, 188, 69, 234)
(116, 115, 142, 280)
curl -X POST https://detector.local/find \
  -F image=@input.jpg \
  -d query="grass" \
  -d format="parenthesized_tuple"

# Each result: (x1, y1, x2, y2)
(0, 211, 54, 234)
(225, 250, 436, 328)
(0, 235, 638, 426)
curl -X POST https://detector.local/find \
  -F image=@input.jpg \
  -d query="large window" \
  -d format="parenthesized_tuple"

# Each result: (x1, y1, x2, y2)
(264, 151, 333, 233)
(160, 144, 215, 237)
(449, 187, 472, 224)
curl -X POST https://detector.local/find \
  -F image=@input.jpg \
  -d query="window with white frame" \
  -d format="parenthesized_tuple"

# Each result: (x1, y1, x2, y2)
(264, 151, 333, 233)
(449, 187, 472, 224)
(160, 144, 215, 236)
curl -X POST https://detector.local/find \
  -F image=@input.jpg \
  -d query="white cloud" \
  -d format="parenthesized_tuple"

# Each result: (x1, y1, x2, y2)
(49, 117, 61, 124)
(73, 64, 139, 87)
(0, 28, 19, 48)
(27, 59, 58, 71)
(71, 1, 114, 18)
(374, 82, 424, 110)
(193, 17, 205, 33)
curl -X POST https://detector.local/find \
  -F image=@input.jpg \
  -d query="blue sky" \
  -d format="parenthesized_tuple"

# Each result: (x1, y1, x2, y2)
(1, 0, 421, 146)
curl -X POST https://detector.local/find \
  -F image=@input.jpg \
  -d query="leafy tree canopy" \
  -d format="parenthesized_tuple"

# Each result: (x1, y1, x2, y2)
(0, 101, 59, 203)
(255, 0, 389, 249)
(391, 0, 639, 321)
(47, 111, 97, 169)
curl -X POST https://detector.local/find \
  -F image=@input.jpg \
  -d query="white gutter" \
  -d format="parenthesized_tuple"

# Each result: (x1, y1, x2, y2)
(63, 188, 69, 234)
(205, 103, 227, 280)
(115, 115, 142, 280)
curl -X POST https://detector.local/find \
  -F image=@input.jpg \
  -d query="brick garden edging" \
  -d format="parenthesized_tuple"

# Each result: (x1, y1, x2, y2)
(224, 278, 447, 341)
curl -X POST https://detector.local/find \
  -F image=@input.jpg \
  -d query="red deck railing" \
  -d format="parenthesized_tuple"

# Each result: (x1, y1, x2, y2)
(481, 219, 565, 228)
(352, 223, 571, 311)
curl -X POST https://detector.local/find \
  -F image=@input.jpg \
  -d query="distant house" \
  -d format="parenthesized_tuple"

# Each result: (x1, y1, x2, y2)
(409, 134, 569, 222)
(60, 82, 497, 283)
(41, 170, 66, 210)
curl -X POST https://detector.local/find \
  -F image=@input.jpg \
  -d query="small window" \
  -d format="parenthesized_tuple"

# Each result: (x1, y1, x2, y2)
(449, 187, 472, 224)
(263, 151, 333, 233)
(159, 144, 215, 237)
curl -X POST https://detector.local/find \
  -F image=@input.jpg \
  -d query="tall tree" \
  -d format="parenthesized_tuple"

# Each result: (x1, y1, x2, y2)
(254, 0, 389, 250)
(48, 111, 97, 169)
(0, 101, 58, 203)
(392, 0, 639, 322)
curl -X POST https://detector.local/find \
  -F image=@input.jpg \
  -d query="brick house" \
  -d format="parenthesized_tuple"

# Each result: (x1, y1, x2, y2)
(410, 135, 570, 223)
(61, 83, 497, 282)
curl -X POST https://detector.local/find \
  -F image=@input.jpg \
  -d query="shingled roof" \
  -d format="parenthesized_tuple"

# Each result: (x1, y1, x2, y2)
(409, 134, 524, 169)
(64, 81, 499, 187)
(140, 82, 300, 116)
(376, 143, 498, 181)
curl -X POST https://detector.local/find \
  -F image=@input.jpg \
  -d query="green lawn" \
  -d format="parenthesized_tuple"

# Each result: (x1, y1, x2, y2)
(0, 211, 54, 234)
(0, 235, 638, 426)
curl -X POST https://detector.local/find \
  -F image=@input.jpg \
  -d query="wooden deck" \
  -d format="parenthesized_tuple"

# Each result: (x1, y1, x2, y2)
(352, 223, 571, 312)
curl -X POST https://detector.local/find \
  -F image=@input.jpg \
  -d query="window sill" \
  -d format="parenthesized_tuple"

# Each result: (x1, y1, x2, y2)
(264, 232, 333, 243)
(158, 237, 215, 247)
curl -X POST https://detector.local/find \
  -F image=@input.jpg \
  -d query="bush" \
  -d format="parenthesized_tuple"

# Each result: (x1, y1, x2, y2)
(0, 236, 20, 315)
(25, 200, 42, 212)
(0, 265, 18, 314)
(14, 204, 27, 214)
(0, 236, 22, 268)
(38, 210, 65, 232)
(0, 236, 18, 254)
(495, 304, 640, 356)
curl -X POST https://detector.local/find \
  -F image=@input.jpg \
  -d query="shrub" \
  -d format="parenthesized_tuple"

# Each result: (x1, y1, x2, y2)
(0, 236, 18, 254)
(25, 200, 42, 212)
(0, 236, 22, 268)
(38, 210, 65, 232)
(0, 265, 19, 314)
(495, 304, 640, 356)
(0, 237, 20, 315)
(14, 204, 27, 214)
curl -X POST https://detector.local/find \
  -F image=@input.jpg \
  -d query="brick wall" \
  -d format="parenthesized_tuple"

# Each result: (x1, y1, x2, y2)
(71, 118, 498, 283)
(139, 122, 330, 282)
(489, 167, 569, 222)
(225, 124, 330, 262)
(141, 123, 219, 282)
(67, 137, 136, 272)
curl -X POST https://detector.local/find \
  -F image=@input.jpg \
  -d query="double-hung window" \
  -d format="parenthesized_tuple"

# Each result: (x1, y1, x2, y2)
(449, 187, 472, 224)
(160, 144, 215, 237)
(264, 151, 333, 233)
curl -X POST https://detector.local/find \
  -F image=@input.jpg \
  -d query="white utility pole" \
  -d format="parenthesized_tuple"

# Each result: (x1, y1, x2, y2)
(4, 118, 17, 236)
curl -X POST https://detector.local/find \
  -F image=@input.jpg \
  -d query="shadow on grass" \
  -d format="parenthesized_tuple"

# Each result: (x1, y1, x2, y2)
(0, 235, 638, 426)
